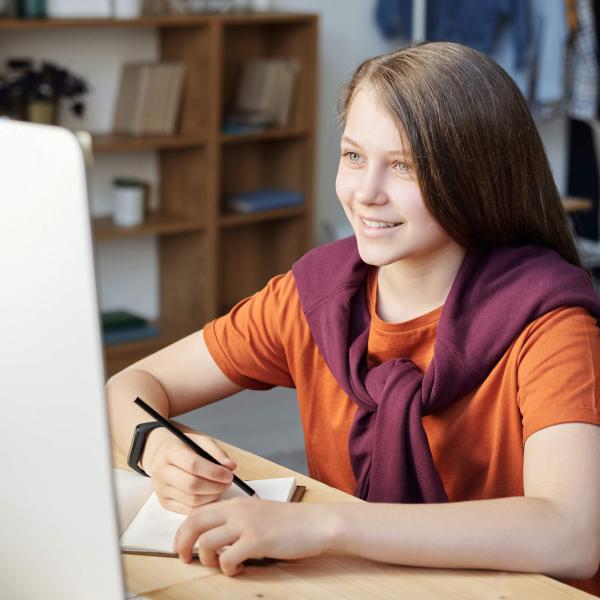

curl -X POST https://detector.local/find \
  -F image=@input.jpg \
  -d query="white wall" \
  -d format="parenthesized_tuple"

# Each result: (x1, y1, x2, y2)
(2, 2, 567, 319)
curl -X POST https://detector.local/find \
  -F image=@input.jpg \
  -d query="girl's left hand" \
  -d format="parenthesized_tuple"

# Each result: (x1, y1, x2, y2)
(173, 497, 338, 576)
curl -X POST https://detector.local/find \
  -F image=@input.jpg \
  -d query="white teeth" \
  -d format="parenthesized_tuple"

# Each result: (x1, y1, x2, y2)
(361, 218, 400, 229)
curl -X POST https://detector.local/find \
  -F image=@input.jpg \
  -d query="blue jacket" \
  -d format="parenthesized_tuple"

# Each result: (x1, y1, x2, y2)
(375, 0, 530, 68)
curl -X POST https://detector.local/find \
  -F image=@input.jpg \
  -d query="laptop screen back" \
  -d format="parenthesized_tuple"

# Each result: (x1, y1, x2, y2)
(0, 120, 125, 599)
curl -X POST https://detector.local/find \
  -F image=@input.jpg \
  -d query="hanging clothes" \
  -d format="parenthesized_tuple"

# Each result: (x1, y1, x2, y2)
(567, 0, 580, 33)
(492, 0, 569, 120)
(426, 0, 530, 68)
(374, 0, 412, 39)
(373, 0, 529, 61)
(566, 0, 599, 120)
(373, 1, 597, 120)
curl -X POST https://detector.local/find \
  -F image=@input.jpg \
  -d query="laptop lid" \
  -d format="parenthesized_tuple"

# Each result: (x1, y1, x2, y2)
(0, 120, 125, 599)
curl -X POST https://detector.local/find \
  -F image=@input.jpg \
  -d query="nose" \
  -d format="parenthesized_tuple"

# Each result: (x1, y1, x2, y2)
(355, 168, 388, 206)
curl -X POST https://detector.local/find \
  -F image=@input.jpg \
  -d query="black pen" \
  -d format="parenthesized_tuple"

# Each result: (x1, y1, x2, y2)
(134, 397, 256, 497)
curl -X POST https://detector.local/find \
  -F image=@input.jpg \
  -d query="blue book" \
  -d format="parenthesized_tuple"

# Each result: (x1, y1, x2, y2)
(226, 189, 303, 213)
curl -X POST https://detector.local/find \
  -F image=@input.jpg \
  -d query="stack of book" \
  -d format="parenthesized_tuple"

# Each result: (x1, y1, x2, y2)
(225, 188, 303, 214)
(223, 59, 300, 134)
(113, 62, 187, 136)
(101, 310, 159, 345)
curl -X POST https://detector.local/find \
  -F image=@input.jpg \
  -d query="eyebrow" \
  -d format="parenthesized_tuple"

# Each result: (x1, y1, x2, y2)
(341, 136, 409, 158)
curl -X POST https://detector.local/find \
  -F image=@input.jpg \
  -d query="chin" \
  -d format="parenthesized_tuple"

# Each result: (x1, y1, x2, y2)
(355, 241, 406, 267)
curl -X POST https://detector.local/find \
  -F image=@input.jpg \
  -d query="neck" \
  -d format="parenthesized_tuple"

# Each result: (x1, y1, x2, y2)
(377, 243, 466, 323)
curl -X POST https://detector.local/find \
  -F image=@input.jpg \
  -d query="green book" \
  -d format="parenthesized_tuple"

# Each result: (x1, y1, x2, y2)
(101, 310, 148, 332)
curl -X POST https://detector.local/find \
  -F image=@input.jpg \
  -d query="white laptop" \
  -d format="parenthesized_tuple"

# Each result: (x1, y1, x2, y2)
(0, 120, 128, 599)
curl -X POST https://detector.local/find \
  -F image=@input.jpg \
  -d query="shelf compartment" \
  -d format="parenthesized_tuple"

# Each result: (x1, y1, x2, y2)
(93, 213, 206, 241)
(161, 146, 213, 220)
(219, 205, 305, 227)
(219, 217, 308, 311)
(220, 138, 308, 206)
(222, 19, 317, 131)
(92, 133, 206, 153)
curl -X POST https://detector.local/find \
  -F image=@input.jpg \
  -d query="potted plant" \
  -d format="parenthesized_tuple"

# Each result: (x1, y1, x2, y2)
(0, 59, 89, 125)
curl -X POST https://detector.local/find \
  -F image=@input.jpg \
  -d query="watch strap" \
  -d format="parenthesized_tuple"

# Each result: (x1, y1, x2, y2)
(127, 421, 164, 476)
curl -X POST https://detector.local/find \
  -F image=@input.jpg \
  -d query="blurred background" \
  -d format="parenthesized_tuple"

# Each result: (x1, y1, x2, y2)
(2, 0, 597, 474)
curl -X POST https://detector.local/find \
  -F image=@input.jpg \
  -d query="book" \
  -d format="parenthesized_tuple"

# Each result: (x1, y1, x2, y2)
(101, 310, 148, 331)
(114, 469, 305, 558)
(228, 59, 299, 129)
(113, 62, 186, 136)
(161, 64, 187, 135)
(275, 61, 299, 127)
(140, 64, 168, 135)
(103, 322, 159, 345)
(225, 189, 303, 214)
(113, 64, 151, 135)
(101, 310, 159, 345)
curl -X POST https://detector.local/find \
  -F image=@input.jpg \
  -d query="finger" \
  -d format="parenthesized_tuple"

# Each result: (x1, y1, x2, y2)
(197, 437, 237, 470)
(163, 485, 222, 510)
(174, 506, 227, 563)
(197, 526, 239, 568)
(168, 447, 234, 485)
(218, 540, 253, 577)
(164, 463, 232, 496)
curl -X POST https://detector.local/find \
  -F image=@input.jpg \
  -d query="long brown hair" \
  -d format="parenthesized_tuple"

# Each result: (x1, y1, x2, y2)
(339, 42, 581, 266)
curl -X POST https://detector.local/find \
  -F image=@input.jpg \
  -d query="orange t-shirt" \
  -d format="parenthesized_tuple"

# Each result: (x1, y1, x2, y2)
(204, 268, 600, 595)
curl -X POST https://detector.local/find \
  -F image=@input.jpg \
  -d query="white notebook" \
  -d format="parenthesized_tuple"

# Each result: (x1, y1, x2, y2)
(114, 469, 301, 557)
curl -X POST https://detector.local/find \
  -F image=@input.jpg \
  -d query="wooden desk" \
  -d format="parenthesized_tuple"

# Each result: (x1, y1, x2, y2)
(116, 442, 591, 599)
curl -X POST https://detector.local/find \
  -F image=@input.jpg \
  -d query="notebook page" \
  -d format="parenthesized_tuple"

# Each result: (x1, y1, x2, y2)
(222, 477, 296, 502)
(113, 469, 154, 533)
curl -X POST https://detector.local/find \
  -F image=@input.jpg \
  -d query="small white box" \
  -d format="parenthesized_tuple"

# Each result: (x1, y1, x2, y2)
(46, 0, 113, 18)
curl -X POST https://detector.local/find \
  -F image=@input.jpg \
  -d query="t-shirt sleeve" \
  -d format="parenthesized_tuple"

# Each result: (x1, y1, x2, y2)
(517, 306, 600, 442)
(203, 271, 297, 390)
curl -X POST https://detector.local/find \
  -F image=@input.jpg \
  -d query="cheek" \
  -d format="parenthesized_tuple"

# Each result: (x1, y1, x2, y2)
(401, 189, 433, 225)
(335, 168, 346, 202)
(335, 165, 354, 206)
(407, 200, 452, 243)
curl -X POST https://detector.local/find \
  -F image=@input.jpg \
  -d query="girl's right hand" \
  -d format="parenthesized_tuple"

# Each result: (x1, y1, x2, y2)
(140, 427, 238, 515)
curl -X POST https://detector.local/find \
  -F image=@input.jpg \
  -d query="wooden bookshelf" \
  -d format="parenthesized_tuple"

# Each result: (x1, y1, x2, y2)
(1, 13, 317, 375)
(219, 205, 305, 227)
(0, 13, 314, 30)
(220, 127, 308, 144)
(93, 213, 206, 240)
(92, 133, 206, 153)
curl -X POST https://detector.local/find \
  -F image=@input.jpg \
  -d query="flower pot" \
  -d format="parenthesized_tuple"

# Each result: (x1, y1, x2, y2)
(27, 100, 57, 125)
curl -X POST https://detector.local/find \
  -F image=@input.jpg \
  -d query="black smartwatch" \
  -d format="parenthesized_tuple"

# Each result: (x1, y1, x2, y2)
(127, 421, 164, 476)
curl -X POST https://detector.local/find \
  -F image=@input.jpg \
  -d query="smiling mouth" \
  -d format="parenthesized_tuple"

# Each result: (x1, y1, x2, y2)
(360, 217, 403, 229)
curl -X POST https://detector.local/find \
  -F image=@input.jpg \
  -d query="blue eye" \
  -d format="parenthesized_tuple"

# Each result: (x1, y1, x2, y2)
(395, 161, 411, 173)
(346, 151, 360, 162)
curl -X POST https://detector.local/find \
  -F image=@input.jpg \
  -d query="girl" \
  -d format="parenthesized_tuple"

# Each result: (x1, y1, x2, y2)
(107, 42, 600, 595)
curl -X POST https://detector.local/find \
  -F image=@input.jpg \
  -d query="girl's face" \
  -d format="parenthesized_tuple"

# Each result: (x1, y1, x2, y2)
(336, 85, 458, 269)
